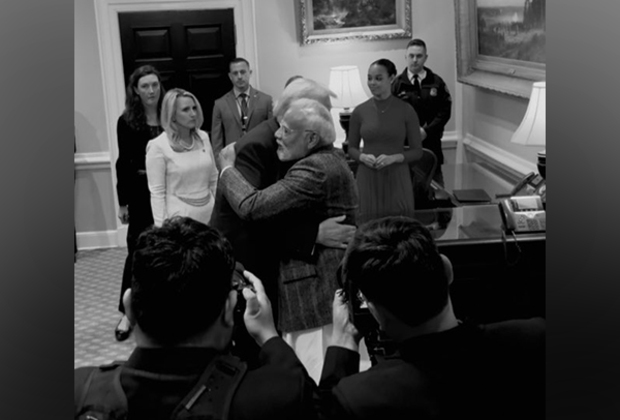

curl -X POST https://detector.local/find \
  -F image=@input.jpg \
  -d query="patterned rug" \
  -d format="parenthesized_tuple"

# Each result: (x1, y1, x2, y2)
(74, 246, 372, 372)
(74, 247, 134, 369)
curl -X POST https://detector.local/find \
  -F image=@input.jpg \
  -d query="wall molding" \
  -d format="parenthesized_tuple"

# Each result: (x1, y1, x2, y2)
(76, 226, 127, 251)
(76, 230, 119, 251)
(462, 134, 537, 181)
(75, 152, 111, 171)
(441, 131, 458, 149)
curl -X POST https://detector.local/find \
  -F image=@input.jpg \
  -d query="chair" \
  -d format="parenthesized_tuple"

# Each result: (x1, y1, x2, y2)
(411, 148, 438, 209)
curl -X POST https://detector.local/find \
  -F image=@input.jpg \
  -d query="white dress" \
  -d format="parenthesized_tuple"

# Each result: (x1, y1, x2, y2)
(146, 130, 218, 226)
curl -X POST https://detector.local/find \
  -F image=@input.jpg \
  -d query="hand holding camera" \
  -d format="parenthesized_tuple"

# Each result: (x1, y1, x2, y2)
(237, 269, 278, 347)
(330, 290, 362, 351)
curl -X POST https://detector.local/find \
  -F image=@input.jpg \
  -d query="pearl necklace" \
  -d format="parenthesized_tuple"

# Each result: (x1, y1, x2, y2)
(179, 136, 195, 151)
(372, 96, 393, 114)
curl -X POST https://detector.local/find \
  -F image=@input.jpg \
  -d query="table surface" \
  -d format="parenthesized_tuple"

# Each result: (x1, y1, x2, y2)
(435, 163, 516, 205)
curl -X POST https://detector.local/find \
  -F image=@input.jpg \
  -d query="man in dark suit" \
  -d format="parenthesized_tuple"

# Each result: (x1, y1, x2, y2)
(318, 216, 545, 420)
(211, 77, 354, 312)
(392, 38, 452, 186)
(74, 217, 317, 420)
(211, 57, 273, 160)
(218, 98, 358, 383)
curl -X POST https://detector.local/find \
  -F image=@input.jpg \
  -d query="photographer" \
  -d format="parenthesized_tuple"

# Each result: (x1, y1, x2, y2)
(318, 216, 545, 420)
(74, 217, 317, 420)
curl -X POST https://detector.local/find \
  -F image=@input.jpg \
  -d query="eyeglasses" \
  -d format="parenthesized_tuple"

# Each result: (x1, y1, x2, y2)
(278, 123, 316, 138)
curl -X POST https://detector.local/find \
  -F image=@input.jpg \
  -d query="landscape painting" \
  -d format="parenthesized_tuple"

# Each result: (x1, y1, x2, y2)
(455, 0, 546, 98)
(312, 0, 397, 30)
(300, 0, 412, 44)
(477, 0, 546, 63)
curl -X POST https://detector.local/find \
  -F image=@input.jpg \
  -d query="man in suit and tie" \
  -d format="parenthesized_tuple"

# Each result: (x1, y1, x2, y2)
(211, 58, 273, 160)
(218, 98, 359, 383)
(392, 38, 452, 186)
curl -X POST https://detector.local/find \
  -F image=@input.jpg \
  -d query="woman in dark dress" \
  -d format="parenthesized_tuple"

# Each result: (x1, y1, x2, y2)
(347, 59, 423, 223)
(114, 65, 165, 341)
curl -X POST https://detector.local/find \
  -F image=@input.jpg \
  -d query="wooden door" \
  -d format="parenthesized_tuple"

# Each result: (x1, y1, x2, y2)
(119, 9, 236, 133)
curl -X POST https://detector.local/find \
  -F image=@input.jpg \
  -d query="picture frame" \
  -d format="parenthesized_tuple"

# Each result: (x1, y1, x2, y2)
(455, 0, 546, 98)
(299, 0, 412, 45)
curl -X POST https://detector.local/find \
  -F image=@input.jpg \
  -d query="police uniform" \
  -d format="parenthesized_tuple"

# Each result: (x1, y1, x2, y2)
(392, 67, 452, 185)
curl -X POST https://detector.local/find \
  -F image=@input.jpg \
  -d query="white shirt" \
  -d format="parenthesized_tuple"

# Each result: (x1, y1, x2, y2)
(407, 69, 427, 84)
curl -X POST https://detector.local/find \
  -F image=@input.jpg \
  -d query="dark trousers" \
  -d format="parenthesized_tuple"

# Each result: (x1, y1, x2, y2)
(118, 203, 153, 313)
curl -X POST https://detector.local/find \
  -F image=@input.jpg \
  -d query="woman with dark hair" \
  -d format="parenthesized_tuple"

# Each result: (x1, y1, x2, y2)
(114, 65, 165, 341)
(146, 88, 218, 227)
(347, 58, 423, 223)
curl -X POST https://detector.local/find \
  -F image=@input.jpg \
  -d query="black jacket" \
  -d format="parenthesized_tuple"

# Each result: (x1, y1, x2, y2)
(392, 67, 452, 165)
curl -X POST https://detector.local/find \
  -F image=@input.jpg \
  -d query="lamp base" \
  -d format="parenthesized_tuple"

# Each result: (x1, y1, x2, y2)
(338, 109, 358, 175)
(339, 110, 352, 152)
(537, 150, 546, 180)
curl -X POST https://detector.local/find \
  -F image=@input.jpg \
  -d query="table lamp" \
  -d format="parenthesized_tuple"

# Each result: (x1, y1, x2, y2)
(511, 81, 546, 179)
(328, 65, 368, 152)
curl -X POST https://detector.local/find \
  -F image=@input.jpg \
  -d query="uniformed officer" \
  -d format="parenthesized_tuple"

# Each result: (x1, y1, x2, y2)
(392, 38, 452, 186)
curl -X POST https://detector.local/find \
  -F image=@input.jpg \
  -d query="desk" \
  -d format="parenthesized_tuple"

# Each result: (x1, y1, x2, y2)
(356, 204, 545, 362)
(430, 163, 515, 207)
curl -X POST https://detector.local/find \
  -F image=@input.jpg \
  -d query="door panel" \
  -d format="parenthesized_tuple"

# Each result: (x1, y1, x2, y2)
(119, 9, 236, 133)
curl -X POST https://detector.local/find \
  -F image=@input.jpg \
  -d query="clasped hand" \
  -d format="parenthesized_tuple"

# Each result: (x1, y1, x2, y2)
(360, 153, 398, 170)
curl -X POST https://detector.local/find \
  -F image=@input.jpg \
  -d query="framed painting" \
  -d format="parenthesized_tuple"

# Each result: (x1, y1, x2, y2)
(455, 0, 546, 98)
(300, 0, 412, 45)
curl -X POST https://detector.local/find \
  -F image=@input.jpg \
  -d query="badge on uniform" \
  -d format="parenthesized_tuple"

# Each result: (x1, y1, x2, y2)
(430, 88, 437, 97)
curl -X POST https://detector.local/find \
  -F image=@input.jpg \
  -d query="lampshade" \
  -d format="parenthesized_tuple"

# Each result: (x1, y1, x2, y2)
(511, 81, 546, 146)
(328, 66, 368, 111)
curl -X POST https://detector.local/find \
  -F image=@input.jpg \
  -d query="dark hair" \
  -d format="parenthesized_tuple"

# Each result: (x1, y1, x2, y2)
(285, 75, 304, 87)
(229, 57, 250, 71)
(370, 58, 397, 77)
(342, 216, 449, 327)
(123, 65, 166, 131)
(406, 38, 427, 52)
(131, 217, 235, 345)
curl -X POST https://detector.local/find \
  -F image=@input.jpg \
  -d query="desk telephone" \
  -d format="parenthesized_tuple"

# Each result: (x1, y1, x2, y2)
(499, 195, 546, 233)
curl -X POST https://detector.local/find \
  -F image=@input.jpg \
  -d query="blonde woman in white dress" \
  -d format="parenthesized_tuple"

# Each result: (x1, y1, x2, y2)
(146, 89, 218, 226)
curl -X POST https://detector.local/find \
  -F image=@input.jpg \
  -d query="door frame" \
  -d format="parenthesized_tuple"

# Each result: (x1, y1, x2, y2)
(94, 0, 258, 244)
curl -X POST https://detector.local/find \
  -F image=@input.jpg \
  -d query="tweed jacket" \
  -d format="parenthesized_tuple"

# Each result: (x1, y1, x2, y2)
(211, 87, 273, 159)
(219, 146, 359, 333)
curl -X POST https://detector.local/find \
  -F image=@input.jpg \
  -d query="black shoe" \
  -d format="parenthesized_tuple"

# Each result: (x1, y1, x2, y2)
(115, 316, 132, 342)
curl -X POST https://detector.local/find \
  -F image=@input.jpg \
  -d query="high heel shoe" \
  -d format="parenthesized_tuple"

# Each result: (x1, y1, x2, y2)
(114, 315, 132, 342)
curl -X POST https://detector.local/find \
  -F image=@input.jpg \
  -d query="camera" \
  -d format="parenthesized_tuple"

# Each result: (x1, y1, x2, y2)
(231, 262, 255, 294)
(231, 262, 255, 315)
(336, 264, 397, 364)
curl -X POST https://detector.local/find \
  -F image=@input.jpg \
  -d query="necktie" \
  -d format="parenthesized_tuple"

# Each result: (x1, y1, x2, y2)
(239, 93, 248, 130)
(412, 74, 421, 95)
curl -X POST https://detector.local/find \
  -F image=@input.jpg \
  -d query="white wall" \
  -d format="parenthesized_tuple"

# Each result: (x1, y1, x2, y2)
(254, 0, 456, 137)
(75, 0, 116, 242)
(462, 84, 544, 165)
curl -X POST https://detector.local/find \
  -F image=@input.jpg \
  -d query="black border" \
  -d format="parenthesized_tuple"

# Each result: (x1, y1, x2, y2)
(546, 1, 620, 418)
(0, 0, 74, 417)
(3, 0, 620, 417)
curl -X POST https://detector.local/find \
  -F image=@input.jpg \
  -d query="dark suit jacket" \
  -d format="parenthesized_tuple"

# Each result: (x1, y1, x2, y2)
(391, 67, 451, 165)
(318, 318, 546, 420)
(211, 87, 273, 158)
(219, 146, 359, 333)
(74, 337, 317, 420)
